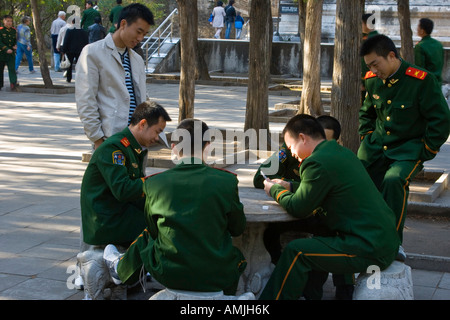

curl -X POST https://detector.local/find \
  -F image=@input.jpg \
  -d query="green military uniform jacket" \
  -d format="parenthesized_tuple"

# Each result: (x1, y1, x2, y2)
(270, 140, 400, 258)
(358, 59, 450, 166)
(0, 26, 16, 61)
(81, 8, 102, 31)
(108, 4, 123, 33)
(414, 35, 444, 86)
(143, 158, 246, 292)
(253, 142, 300, 189)
(80, 127, 147, 245)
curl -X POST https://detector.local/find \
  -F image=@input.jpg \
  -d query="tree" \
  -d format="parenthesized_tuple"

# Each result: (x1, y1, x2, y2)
(331, 0, 364, 153)
(30, 0, 53, 88)
(397, 0, 414, 63)
(244, 0, 273, 143)
(298, 0, 324, 116)
(176, 0, 198, 122)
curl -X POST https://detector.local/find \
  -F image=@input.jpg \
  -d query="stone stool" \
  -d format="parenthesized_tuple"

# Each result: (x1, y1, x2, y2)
(353, 261, 414, 300)
(77, 249, 127, 300)
(149, 288, 256, 300)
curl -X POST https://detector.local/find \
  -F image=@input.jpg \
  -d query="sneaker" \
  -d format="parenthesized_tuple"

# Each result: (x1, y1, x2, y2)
(30, 70, 36, 74)
(396, 245, 406, 262)
(103, 244, 123, 285)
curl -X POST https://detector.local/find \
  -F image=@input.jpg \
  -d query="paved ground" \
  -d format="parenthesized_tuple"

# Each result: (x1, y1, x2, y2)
(0, 67, 449, 300)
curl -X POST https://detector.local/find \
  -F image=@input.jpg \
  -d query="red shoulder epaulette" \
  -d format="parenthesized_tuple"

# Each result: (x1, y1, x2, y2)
(406, 67, 427, 80)
(212, 167, 237, 176)
(364, 71, 377, 79)
(120, 137, 130, 147)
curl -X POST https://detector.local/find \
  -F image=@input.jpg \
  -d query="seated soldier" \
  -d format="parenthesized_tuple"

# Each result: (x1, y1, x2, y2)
(260, 114, 399, 300)
(80, 101, 171, 249)
(253, 115, 341, 189)
(256, 115, 353, 299)
(103, 119, 247, 295)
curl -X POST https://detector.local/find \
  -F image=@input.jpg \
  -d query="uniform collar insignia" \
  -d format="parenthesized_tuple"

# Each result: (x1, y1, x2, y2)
(373, 94, 380, 100)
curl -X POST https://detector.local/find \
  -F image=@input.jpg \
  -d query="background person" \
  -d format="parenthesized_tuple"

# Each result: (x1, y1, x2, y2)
(50, 11, 66, 72)
(15, 16, 35, 74)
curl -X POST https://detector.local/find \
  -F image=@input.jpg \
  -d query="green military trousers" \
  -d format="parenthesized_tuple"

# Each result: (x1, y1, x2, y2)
(363, 157, 423, 243)
(117, 228, 243, 295)
(259, 237, 397, 300)
(0, 55, 17, 88)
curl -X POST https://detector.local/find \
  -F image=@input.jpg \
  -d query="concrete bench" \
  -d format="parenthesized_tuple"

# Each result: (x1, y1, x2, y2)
(353, 261, 414, 300)
(150, 288, 255, 300)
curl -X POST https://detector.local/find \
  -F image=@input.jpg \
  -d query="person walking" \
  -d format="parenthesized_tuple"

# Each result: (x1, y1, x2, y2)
(15, 16, 35, 74)
(224, 0, 236, 39)
(50, 11, 66, 72)
(212, 1, 226, 39)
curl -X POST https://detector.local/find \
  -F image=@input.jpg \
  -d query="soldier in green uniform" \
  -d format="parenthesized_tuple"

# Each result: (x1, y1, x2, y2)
(80, 101, 171, 247)
(358, 34, 450, 259)
(256, 115, 354, 299)
(0, 15, 18, 91)
(81, 1, 102, 31)
(259, 114, 400, 300)
(108, 0, 123, 33)
(103, 119, 247, 295)
(414, 18, 444, 87)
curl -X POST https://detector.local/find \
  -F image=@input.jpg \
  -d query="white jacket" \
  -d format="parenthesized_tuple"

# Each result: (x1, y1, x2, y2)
(75, 33, 147, 143)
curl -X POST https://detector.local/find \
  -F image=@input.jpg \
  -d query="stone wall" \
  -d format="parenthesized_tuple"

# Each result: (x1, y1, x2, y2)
(159, 39, 450, 84)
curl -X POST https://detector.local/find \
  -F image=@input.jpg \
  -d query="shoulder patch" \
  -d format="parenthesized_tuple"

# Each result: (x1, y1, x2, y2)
(364, 71, 377, 79)
(406, 67, 427, 80)
(278, 148, 287, 163)
(120, 137, 130, 147)
(212, 167, 237, 176)
(112, 150, 126, 165)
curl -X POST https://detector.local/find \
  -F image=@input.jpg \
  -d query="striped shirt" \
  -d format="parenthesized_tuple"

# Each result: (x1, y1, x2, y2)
(119, 49, 137, 124)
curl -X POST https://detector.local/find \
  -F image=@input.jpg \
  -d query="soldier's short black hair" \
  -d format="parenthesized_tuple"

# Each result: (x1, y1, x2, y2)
(283, 114, 326, 141)
(317, 115, 341, 140)
(129, 100, 171, 127)
(360, 34, 399, 59)
(419, 18, 434, 35)
(117, 3, 154, 27)
(175, 119, 211, 154)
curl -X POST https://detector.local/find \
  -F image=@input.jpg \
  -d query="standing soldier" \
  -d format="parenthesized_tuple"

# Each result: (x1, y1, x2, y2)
(358, 35, 450, 260)
(0, 15, 18, 91)
(414, 18, 444, 87)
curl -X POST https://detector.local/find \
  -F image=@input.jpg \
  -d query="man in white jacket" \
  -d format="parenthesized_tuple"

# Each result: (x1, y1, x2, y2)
(76, 3, 154, 149)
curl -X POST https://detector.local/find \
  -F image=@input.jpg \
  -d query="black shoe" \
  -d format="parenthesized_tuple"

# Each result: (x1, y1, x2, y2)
(335, 284, 354, 300)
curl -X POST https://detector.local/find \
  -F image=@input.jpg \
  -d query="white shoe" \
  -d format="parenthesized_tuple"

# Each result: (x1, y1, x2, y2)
(103, 244, 123, 285)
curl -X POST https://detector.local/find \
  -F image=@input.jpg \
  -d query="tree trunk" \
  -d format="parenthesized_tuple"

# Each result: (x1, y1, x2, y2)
(397, 0, 414, 63)
(30, 0, 53, 88)
(244, 0, 272, 142)
(176, 0, 197, 121)
(298, 0, 324, 116)
(196, 41, 211, 81)
(331, 0, 364, 153)
(297, 0, 307, 76)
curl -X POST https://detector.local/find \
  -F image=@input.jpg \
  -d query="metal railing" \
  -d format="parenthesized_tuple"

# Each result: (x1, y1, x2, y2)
(141, 8, 178, 72)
